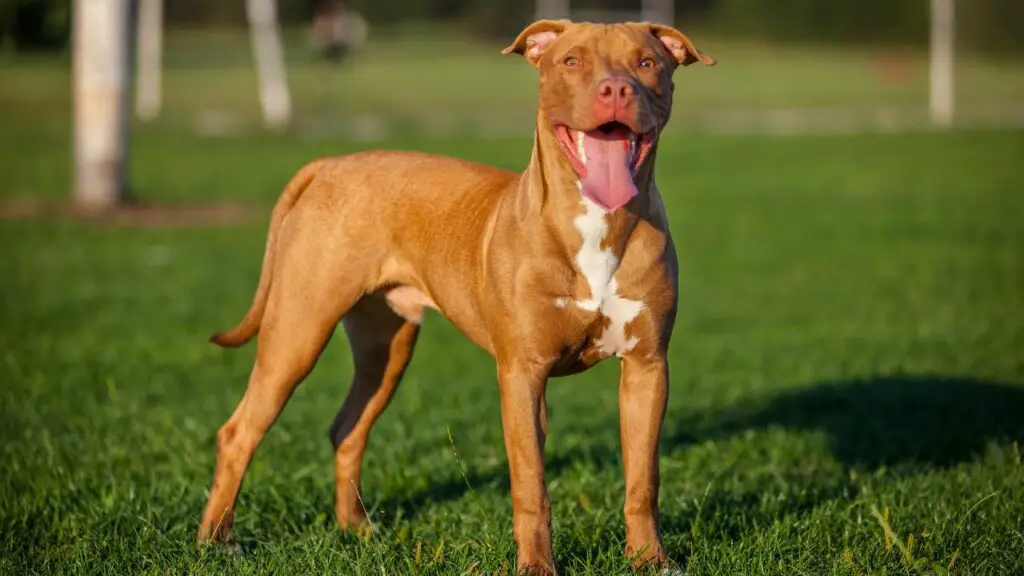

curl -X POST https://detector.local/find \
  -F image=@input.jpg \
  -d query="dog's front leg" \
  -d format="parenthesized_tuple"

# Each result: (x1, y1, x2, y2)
(497, 359, 555, 575)
(619, 354, 670, 568)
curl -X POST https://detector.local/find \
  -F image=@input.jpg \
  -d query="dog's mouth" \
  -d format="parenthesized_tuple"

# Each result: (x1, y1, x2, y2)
(554, 122, 655, 212)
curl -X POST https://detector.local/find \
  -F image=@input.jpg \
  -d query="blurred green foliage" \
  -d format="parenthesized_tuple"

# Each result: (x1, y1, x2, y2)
(1, 0, 71, 50)
(706, 0, 1023, 55)
(1, 0, 1021, 55)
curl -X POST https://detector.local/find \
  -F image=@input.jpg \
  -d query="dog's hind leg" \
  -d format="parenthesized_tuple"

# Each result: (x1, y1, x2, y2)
(328, 293, 421, 530)
(197, 224, 362, 546)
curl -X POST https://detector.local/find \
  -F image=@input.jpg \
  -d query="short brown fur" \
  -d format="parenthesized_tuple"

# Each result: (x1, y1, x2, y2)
(198, 20, 714, 575)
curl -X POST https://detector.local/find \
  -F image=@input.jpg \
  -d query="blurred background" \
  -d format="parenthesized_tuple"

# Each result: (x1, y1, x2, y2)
(0, 0, 1020, 209)
(2, 0, 1023, 154)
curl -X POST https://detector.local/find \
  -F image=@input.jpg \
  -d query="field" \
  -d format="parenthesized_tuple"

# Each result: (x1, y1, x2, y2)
(3, 26, 1024, 143)
(2, 30, 1024, 575)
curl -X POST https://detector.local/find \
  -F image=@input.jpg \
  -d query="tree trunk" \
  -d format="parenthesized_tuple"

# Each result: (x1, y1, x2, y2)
(929, 0, 955, 126)
(642, 0, 674, 24)
(535, 0, 570, 20)
(73, 0, 131, 210)
(135, 0, 163, 121)
(247, 0, 292, 130)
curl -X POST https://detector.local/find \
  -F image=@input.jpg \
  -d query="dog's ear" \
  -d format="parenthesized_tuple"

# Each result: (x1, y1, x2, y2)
(501, 19, 571, 67)
(647, 24, 716, 67)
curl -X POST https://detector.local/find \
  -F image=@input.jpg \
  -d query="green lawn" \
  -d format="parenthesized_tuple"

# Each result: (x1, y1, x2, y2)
(2, 27, 1022, 140)
(2, 35, 1024, 576)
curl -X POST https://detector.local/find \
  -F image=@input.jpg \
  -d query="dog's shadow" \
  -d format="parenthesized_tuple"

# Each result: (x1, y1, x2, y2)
(372, 374, 1024, 530)
(687, 374, 1024, 470)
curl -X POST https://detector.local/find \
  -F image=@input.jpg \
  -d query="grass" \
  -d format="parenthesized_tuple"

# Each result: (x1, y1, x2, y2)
(2, 27, 1023, 140)
(2, 33, 1024, 576)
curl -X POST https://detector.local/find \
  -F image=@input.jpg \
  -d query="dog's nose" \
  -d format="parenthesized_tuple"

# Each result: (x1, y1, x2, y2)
(596, 77, 635, 110)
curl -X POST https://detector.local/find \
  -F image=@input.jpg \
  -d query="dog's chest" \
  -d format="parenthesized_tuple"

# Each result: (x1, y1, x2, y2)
(553, 198, 645, 360)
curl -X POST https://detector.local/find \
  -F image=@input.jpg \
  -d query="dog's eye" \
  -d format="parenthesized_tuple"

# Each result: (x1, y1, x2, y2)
(639, 57, 656, 69)
(564, 55, 580, 67)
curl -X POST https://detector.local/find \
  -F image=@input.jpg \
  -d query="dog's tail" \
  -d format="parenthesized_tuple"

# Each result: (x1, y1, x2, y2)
(209, 160, 324, 348)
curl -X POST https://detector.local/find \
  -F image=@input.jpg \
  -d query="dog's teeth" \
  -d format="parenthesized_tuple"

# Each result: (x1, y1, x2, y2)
(577, 131, 586, 164)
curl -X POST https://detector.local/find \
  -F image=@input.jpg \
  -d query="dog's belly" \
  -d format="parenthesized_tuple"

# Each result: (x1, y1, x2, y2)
(382, 285, 436, 324)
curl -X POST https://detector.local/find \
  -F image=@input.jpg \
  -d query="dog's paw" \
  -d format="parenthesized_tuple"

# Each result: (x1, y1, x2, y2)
(197, 537, 243, 556)
(628, 547, 684, 575)
(645, 557, 685, 576)
(516, 565, 556, 576)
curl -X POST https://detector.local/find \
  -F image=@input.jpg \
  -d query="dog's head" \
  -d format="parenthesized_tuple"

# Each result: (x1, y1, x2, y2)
(503, 20, 714, 212)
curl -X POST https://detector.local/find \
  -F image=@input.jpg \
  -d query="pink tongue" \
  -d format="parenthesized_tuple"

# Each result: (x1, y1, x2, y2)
(581, 131, 637, 212)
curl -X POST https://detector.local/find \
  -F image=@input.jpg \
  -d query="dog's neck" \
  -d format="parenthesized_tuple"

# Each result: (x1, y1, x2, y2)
(515, 112, 660, 263)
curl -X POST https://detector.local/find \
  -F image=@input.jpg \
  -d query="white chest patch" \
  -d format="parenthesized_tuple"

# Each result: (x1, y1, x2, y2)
(561, 193, 645, 357)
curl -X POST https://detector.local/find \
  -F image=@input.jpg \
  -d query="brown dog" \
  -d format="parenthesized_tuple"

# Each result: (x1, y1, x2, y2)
(197, 19, 714, 574)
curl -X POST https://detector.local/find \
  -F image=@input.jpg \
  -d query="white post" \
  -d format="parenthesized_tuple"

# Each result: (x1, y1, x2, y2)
(929, 0, 955, 127)
(135, 0, 163, 121)
(73, 0, 131, 210)
(642, 0, 674, 24)
(535, 0, 570, 20)
(247, 0, 292, 130)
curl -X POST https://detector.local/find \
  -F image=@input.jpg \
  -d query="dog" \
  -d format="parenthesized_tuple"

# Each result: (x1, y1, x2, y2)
(197, 19, 714, 575)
